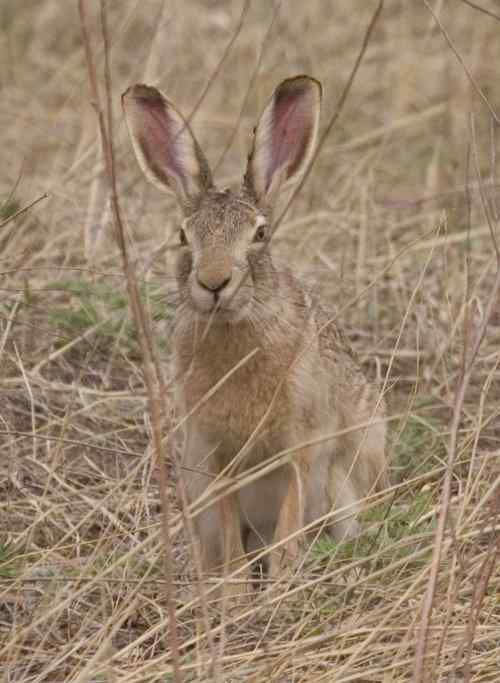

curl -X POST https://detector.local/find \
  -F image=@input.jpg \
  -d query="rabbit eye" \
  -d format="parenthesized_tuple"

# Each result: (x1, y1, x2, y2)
(179, 228, 188, 246)
(253, 225, 267, 243)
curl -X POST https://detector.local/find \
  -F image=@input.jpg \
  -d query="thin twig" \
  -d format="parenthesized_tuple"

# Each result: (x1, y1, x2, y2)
(214, 1, 280, 171)
(78, 1, 182, 679)
(413, 122, 500, 682)
(460, 0, 500, 22)
(274, 0, 385, 235)
(188, 0, 251, 128)
(423, 0, 500, 123)
(0, 192, 49, 229)
(461, 506, 500, 681)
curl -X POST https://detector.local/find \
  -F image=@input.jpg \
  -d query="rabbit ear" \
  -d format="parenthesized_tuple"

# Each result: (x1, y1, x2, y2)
(244, 75, 322, 206)
(122, 84, 213, 212)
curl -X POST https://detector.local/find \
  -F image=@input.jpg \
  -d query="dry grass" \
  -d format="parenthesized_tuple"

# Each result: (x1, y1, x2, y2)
(1, 1, 499, 681)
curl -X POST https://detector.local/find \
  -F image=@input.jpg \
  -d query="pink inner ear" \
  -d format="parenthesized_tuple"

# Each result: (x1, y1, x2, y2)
(267, 88, 312, 191)
(135, 95, 186, 192)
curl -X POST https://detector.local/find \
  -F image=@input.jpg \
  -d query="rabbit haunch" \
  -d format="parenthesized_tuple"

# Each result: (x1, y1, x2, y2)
(123, 76, 387, 590)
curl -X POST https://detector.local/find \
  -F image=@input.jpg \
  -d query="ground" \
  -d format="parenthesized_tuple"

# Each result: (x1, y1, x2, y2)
(0, 1, 499, 681)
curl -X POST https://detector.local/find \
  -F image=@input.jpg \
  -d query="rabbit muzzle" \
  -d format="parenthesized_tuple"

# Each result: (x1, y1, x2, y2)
(190, 251, 250, 318)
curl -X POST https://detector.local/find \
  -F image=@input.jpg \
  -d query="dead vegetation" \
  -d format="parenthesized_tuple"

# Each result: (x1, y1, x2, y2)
(1, 1, 499, 681)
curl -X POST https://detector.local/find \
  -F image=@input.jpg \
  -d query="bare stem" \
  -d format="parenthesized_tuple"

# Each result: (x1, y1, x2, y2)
(413, 121, 500, 681)
(0, 192, 49, 229)
(78, 1, 182, 680)
(274, 0, 385, 234)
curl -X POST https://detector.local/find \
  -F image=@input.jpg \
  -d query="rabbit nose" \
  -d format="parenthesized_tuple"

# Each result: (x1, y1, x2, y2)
(197, 251, 233, 295)
(197, 274, 232, 294)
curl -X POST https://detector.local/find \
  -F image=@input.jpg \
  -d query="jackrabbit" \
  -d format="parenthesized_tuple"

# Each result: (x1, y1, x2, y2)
(123, 75, 387, 597)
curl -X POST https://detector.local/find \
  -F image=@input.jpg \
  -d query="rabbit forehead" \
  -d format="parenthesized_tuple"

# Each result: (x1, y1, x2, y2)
(186, 190, 264, 241)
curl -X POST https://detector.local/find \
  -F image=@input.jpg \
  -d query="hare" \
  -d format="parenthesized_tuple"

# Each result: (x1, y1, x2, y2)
(123, 75, 388, 598)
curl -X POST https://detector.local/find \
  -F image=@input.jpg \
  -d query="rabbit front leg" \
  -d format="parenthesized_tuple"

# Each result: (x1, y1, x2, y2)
(187, 489, 250, 607)
(182, 429, 222, 577)
(183, 429, 250, 605)
(217, 483, 250, 603)
(269, 460, 305, 582)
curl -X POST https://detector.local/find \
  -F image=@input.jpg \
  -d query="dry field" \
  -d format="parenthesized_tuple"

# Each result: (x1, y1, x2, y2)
(1, 1, 499, 681)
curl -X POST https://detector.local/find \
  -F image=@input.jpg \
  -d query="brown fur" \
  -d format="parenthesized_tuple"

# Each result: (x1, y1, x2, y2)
(123, 76, 388, 598)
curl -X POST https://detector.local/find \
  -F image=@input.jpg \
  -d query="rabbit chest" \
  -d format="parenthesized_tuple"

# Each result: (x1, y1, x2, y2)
(174, 319, 328, 468)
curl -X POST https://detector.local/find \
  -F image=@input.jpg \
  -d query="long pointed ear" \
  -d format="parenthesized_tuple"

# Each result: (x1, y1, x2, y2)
(244, 75, 321, 207)
(122, 84, 213, 213)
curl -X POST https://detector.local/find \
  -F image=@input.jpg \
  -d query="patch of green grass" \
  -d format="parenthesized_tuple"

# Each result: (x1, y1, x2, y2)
(48, 300, 101, 335)
(393, 410, 445, 481)
(312, 487, 436, 568)
(124, 555, 163, 580)
(85, 542, 163, 581)
(47, 277, 172, 351)
(0, 196, 21, 222)
(0, 541, 21, 577)
(311, 410, 443, 570)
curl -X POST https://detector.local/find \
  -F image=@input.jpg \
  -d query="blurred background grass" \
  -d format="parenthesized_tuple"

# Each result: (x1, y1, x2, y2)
(0, 1, 499, 681)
